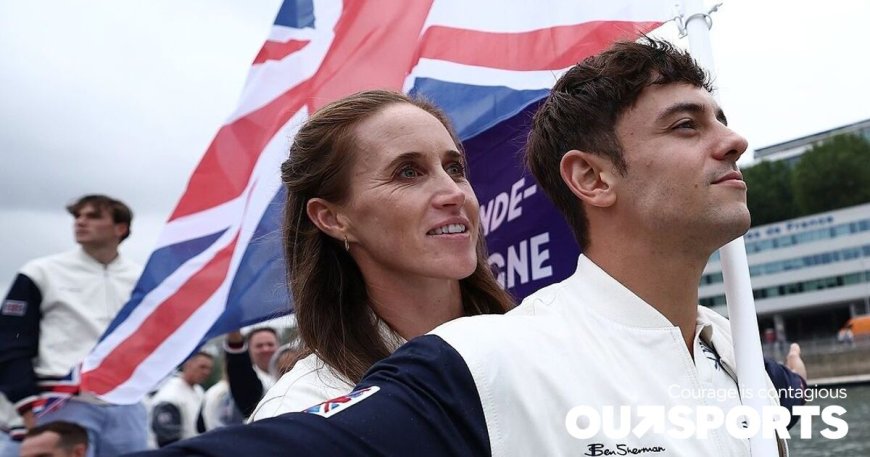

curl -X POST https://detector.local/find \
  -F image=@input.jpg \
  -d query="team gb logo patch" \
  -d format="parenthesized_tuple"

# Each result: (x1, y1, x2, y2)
(303, 386, 380, 418)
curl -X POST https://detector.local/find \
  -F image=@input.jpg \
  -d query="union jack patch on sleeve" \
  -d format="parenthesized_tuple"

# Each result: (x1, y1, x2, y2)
(303, 386, 380, 418)
(1, 300, 27, 316)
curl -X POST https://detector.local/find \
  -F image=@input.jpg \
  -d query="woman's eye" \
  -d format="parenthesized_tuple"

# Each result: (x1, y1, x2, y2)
(446, 162, 466, 177)
(398, 166, 420, 179)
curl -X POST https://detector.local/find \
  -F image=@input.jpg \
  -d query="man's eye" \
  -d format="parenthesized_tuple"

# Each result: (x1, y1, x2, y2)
(674, 120, 697, 130)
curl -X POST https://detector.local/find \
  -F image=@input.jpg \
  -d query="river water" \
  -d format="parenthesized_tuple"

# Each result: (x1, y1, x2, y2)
(787, 383, 870, 456)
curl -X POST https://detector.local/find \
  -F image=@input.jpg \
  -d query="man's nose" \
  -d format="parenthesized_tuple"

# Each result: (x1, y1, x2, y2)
(713, 125, 749, 162)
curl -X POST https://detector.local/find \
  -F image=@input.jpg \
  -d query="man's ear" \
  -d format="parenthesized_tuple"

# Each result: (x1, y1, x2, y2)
(114, 223, 129, 240)
(559, 150, 617, 208)
(306, 198, 349, 241)
(72, 443, 87, 457)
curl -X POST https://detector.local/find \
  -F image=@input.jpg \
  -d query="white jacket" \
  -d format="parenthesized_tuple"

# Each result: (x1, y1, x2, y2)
(149, 376, 204, 442)
(1, 248, 140, 413)
(143, 256, 791, 457)
(250, 316, 405, 420)
(23, 249, 141, 379)
(433, 255, 787, 457)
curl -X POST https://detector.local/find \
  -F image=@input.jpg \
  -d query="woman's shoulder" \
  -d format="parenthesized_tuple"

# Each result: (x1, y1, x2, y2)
(248, 353, 355, 421)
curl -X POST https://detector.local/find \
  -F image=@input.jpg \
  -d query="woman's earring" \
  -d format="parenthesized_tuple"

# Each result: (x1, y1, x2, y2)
(344, 236, 350, 251)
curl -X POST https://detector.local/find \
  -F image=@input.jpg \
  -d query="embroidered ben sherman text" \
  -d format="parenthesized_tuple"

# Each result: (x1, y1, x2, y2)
(584, 443, 666, 456)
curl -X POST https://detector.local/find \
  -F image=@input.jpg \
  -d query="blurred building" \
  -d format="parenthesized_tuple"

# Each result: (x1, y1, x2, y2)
(700, 202, 870, 342)
(753, 117, 870, 167)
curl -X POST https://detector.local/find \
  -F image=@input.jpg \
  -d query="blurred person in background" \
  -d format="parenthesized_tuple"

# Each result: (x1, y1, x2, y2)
(148, 353, 212, 448)
(268, 339, 305, 379)
(197, 371, 242, 432)
(0, 195, 145, 457)
(19, 421, 88, 457)
(0, 394, 24, 457)
(222, 328, 278, 418)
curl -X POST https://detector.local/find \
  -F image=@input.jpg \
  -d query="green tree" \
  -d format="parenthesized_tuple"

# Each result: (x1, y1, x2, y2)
(792, 133, 870, 215)
(743, 159, 798, 226)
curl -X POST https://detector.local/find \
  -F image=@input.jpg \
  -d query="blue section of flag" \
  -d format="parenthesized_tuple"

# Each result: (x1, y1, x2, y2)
(100, 229, 226, 339)
(211, 187, 291, 336)
(275, 0, 315, 29)
(410, 78, 550, 140)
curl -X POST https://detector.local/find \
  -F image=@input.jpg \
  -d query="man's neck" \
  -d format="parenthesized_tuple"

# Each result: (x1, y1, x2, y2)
(585, 239, 711, 355)
(81, 244, 120, 266)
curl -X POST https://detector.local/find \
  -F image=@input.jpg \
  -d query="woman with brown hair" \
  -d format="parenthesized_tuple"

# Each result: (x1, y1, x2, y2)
(248, 90, 514, 419)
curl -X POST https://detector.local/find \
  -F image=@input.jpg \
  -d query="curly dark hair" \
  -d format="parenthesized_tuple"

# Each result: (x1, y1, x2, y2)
(525, 38, 712, 248)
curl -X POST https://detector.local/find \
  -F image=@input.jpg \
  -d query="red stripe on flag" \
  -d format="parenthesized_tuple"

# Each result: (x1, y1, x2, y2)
(42, 385, 79, 394)
(82, 233, 241, 395)
(306, 0, 434, 109)
(170, 81, 310, 220)
(416, 21, 662, 71)
(170, 0, 435, 220)
(253, 39, 310, 64)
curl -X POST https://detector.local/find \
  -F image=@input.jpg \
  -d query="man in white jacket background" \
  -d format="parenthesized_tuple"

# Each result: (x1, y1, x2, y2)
(149, 353, 213, 448)
(0, 195, 144, 457)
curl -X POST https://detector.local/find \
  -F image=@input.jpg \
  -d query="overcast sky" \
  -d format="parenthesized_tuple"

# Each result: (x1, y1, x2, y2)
(2, 0, 869, 293)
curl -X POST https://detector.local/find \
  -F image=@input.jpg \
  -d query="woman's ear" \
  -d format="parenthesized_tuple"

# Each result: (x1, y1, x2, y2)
(306, 198, 348, 241)
(559, 150, 617, 208)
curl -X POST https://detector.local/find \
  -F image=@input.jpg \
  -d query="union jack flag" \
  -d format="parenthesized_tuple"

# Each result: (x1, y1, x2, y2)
(81, 0, 674, 404)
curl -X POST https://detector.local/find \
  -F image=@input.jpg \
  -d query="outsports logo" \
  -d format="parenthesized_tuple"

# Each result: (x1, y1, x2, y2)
(564, 404, 848, 440)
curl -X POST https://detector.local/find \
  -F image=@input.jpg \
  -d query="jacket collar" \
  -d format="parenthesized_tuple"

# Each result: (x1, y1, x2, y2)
(567, 255, 679, 329)
(74, 247, 122, 270)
